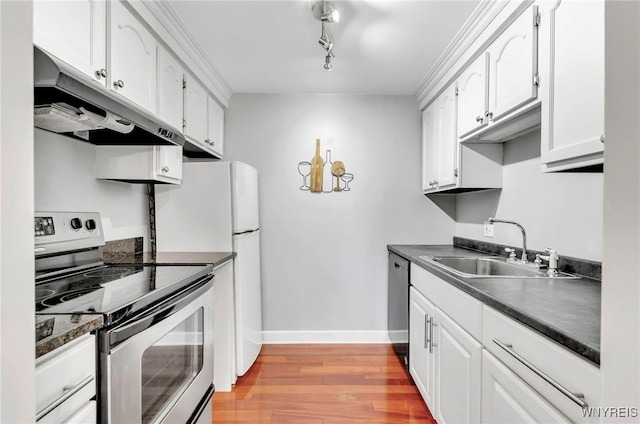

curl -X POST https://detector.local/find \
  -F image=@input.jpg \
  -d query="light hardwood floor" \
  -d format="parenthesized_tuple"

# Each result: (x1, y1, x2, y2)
(212, 344, 435, 423)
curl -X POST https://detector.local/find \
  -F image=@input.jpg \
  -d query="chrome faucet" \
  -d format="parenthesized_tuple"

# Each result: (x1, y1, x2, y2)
(488, 217, 528, 263)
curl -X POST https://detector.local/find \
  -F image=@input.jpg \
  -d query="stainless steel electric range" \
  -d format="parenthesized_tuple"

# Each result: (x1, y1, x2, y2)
(35, 211, 215, 424)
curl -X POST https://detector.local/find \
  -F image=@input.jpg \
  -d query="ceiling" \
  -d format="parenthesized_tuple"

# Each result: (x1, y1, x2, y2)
(165, 0, 480, 95)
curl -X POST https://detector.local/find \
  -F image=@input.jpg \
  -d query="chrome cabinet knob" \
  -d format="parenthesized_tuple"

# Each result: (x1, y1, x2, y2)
(485, 110, 493, 119)
(113, 80, 125, 89)
(162, 166, 169, 173)
(475, 115, 483, 123)
(600, 134, 605, 143)
(95, 68, 108, 79)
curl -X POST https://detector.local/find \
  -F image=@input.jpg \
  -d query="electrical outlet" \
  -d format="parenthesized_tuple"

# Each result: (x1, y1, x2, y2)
(484, 222, 494, 237)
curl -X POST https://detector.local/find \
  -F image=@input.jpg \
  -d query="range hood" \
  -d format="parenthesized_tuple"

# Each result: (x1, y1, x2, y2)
(33, 46, 184, 148)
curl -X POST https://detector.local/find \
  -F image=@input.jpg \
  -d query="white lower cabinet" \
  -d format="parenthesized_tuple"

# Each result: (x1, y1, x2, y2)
(434, 309, 482, 424)
(409, 287, 436, 406)
(213, 260, 237, 391)
(36, 335, 96, 423)
(409, 267, 482, 423)
(409, 264, 601, 424)
(482, 350, 569, 423)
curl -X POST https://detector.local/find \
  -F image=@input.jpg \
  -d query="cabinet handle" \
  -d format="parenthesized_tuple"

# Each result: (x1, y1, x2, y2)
(113, 80, 125, 89)
(429, 321, 437, 353)
(492, 339, 588, 411)
(424, 315, 430, 349)
(485, 110, 493, 120)
(162, 166, 169, 173)
(600, 134, 605, 144)
(95, 68, 108, 79)
(35, 375, 94, 421)
(475, 115, 484, 123)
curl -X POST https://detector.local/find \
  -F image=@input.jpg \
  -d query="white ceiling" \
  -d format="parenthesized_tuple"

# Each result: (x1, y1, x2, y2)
(165, 0, 480, 95)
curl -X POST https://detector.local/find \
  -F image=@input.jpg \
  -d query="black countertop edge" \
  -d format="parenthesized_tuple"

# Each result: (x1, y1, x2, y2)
(453, 236, 602, 281)
(387, 244, 600, 366)
(103, 251, 236, 268)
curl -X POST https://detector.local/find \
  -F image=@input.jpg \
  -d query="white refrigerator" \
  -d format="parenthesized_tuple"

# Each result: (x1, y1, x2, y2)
(155, 161, 262, 377)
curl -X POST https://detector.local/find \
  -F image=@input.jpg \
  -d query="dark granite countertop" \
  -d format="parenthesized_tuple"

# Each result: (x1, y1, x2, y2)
(36, 314, 103, 358)
(388, 244, 601, 365)
(103, 251, 235, 268)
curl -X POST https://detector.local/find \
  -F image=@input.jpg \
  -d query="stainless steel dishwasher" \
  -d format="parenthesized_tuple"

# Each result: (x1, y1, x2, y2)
(388, 251, 410, 373)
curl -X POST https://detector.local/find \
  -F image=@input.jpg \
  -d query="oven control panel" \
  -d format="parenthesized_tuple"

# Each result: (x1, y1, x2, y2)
(34, 216, 55, 237)
(34, 212, 105, 256)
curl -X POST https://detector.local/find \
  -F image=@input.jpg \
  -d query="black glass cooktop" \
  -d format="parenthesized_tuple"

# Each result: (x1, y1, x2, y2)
(35, 264, 213, 325)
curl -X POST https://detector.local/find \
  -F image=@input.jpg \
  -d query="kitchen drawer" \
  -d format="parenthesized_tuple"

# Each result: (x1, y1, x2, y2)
(63, 400, 96, 424)
(36, 334, 96, 423)
(483, 306, 600, 423)
(410, 263, 482, 340)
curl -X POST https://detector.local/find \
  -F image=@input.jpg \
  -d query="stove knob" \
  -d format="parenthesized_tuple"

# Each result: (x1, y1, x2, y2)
(85, 219, 97, 231)
(70, 217, 83, 230)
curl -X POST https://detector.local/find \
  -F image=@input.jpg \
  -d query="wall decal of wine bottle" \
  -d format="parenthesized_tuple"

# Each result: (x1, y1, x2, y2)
(298, 139, 354, 193)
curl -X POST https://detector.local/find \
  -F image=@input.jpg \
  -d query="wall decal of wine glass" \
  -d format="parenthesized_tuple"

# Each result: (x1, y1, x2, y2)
(341, 173, 353, 191)
(298, 161, 311, 191)
(298, 139, 354, 193)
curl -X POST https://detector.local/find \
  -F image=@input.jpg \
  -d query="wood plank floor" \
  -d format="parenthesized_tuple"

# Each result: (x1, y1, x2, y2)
(212, 344, 435, 423)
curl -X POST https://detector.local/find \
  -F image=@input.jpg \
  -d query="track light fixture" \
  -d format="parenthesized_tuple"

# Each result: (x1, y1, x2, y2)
(312, 0, 339, 71)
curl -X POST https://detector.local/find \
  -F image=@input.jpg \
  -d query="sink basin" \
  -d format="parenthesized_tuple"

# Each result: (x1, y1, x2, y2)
(419, 256, 579, 279)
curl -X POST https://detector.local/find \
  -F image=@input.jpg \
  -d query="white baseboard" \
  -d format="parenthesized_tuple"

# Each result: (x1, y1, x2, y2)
(262, 330, 391, 344)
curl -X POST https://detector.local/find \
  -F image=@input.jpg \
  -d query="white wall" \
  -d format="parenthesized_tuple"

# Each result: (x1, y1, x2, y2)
(1, 1, 35, 421)
(34, 129, 150, 248)
(224, 94, 454, 341)
(456, 130, 603, 262)
(601, 1, 640, 416)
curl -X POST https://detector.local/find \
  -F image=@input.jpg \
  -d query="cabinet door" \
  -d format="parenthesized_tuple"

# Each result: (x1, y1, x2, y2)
(409, 287, 437, 408)
(184, 74, 208, 144)
(540, 0, 604, 171)
(421, 106, 438, 192)
(434, 308, 482, 424)
(207, 97, 225, 157)
(488, 6, 539, 121)
(435, 86, 457, 190)
(157, 45, 184, 131)
(482, 351, 570, 424)
(457, 53, 488, 138)
(155, 146, 183, 183)
(109, 0, 157, 113)
(33, 0, 107, 86)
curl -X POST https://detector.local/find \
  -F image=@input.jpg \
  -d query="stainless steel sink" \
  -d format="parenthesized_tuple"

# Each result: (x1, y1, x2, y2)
(418, 256, 579, 279)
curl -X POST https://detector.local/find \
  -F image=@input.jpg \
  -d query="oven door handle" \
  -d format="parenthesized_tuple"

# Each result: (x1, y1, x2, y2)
(107, 276, 213, 349)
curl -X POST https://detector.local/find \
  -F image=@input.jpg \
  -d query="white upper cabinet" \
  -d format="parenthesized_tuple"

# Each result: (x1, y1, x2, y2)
(108, 0, 157, 113)
(422, 106, 439, 191)
(487, 5, 539, 122)
(457, 54, 488, 138)
(422, 83, 502, 195)
(95, 145, 183, 184)
(157, 45, 185, 131)
(457, 5, 540, 143)
(540, 0, 604, 172)
(435, 88, 458, 191)
(184, 74, 208, 144)
(207, 97, 225, 157)
(33, 0, 107, 86)
(422, 85, 457, 193)
(184, 74, 225, 158)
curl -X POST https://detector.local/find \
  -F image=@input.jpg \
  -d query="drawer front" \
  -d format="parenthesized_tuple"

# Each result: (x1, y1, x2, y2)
(482, 350, 570, 423)
(410, 263, 482, 340)
(483, 306, 600, 423)
(36, 334, 96, 423)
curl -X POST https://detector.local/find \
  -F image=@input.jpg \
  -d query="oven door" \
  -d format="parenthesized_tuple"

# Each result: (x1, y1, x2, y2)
(101, 277, 214, 424)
